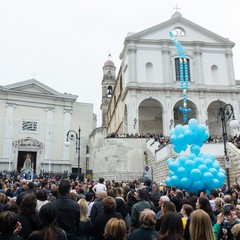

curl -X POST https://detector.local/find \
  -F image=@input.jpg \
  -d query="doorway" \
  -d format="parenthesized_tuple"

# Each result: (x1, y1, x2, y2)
(17, 151, 37, 173)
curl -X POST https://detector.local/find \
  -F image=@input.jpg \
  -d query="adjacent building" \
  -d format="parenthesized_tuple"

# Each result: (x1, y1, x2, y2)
(0, 79, 96, 175)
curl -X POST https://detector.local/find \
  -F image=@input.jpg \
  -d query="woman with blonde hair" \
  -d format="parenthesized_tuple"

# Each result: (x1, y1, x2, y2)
(76, 199, 92, 240)
(104, 218, 126, 240)
(214, 197, 224, 216)
(189, 209, 215, 240)
(232, 223, 240, 240)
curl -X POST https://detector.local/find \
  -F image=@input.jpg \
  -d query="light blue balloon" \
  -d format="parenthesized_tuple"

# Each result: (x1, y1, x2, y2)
(173, 145, 181, 154)
(212, 162, 220, 171)
(217, 172, 226, 182)
(165, 177, 173, 186)
(198, 164, 209, 174)
(167, 158, 175, 164)
(168, 161, 178, 172)
(177, 167, 188, 178)
(197, 124, 206, 135)
(202, 172, 213, 184)
(188, 118, 198, 131)
(190, 145, 200, 157)
(184, 129, 193, 144)
(170, 135, 178, 145)
(212, 179, 220, 189)
(209, 168, 218, 177)
(178, 156, 188, 166)
(192, 180, 204, 190)
(219, 168, 226, 175)
(171, 175, 179, 186)
(175, 124, 184, 135)
(204, 159, 213, 168)
(194, 157, 203, 167)
(190, 169, 202, 180)
(181, 178, 191, 188)
(185, 160, 195, 172)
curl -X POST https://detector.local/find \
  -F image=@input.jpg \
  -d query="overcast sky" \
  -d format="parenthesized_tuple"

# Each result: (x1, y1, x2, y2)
(0, 0, 239, 127)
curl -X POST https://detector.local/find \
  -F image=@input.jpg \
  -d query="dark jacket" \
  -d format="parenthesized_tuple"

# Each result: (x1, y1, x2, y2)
(0, 234, 24, 240)
(17, 213, 41, 239)
(91, 211, 122, 240)
(90, 200, 103, 223)
(127, 227, 159, 240)
(131, 200, 153, 228)
(49, 196, 80, 240)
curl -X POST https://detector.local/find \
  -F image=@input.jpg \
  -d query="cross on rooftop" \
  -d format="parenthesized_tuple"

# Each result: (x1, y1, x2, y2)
(31, 72, 38, 78)
(173, 5, 180, 12)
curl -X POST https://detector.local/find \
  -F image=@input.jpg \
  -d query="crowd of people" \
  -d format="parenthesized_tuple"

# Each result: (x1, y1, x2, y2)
(1, 175, 240, 239)
(107, 131, 240, 151)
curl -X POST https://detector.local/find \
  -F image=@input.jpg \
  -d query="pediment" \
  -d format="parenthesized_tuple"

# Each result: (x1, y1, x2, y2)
(4, 79, 60, 96)
(125, 12, 234, 46)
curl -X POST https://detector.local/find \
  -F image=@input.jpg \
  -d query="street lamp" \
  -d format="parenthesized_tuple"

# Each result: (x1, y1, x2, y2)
(65, 126, 81, 180)
(134, 118, 137, 129)
(219, 103, 239, 190)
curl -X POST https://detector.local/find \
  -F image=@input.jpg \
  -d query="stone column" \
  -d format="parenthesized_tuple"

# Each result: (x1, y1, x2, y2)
(63, 109, 72, 161)
(3, 103, 15, 160)
(44, 108, 54, 170)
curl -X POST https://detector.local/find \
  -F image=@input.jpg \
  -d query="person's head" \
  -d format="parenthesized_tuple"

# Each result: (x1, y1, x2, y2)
(19, 193, 37, 215)
(136, 189, 146, 200)
(235, 204, 240, 218)
(158, 195, 170, 208)
(78, 199, 88, 222)
(4, 202, 18, 213)
(224, 194, 232, 204)
(102, 196, 116, 213)
(39, 204, 57, 226)
(36, 189, 48, 201)
(210, 189, 219, 199)
(215, 197, 224, 213)
(139, 209, 156, 229)
(231, 223, 240, 240)
(189, 209, 215, 240)
(85, 192, 95, 202)
(58, 179, 71, 196)
(0, 211, 20, 234)
(181, 204, 193, 217)
(0, 192, 7, 204)
(162, 201, 176, 216)
(98, 191, 107, 200)
(159, 212, 183, 240)
(99, 178, 105, 184)
(104, 218, 126, 240)
(196, 197, 211, 210)
(69, 192, 78, 201)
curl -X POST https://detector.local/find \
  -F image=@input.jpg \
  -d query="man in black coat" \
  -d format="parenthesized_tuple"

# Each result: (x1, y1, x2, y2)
(49, 179, 80, 240)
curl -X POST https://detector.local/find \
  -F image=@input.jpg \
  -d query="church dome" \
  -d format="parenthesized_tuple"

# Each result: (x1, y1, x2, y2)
(104, 60, 115, 67)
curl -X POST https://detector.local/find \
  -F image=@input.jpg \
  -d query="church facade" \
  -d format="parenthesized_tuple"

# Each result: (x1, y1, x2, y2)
(0, 79, 95, 175)
(102, 11, 240, 138)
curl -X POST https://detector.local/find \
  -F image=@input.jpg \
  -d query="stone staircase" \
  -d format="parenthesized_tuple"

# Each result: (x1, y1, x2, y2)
(145, 140, 240, 187)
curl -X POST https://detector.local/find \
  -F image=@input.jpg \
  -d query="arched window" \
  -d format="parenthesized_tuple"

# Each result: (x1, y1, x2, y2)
(146, 62, 153, 82)
(107, 86, 112, 98)
(172, 27, 186, 37)
(211, 65, 219, 82)
(175, 58, 191, 82)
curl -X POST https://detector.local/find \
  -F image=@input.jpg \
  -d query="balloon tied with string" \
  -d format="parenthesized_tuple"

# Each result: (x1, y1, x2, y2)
(170, 31, 191, 123)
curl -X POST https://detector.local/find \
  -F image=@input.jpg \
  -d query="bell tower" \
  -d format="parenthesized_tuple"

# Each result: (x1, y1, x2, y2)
(101, 55, 116, 127)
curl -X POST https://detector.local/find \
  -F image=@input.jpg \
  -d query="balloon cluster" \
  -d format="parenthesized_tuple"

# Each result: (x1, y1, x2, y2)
(165, 118, 226, 193)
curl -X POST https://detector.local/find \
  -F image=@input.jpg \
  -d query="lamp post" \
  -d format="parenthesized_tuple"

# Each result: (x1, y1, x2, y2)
(219, 103, 239, 190)
(134, 118, 137, 129)
(65, 126, 81, 180)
